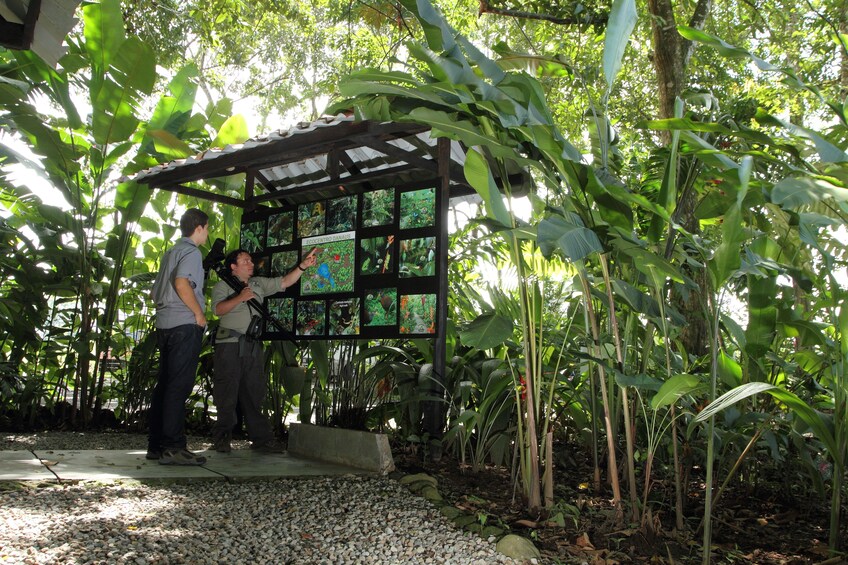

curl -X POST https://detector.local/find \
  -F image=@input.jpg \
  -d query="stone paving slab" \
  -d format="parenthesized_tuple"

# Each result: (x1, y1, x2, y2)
(31, 449, 218, 481)
(0, 451, 56, 481)
(203, 449, 366, 478)
(1, 449, 369, 482)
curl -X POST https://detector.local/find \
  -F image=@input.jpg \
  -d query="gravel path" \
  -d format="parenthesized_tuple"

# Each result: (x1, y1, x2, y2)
(0, 433, 527, 565)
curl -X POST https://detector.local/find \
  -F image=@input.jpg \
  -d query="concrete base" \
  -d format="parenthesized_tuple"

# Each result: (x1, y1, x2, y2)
(288, 423, 395, 474)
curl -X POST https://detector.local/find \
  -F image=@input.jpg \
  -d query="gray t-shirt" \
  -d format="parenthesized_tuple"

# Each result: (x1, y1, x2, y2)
(212, 276, 284, 343)
(152, 238, 205, 329)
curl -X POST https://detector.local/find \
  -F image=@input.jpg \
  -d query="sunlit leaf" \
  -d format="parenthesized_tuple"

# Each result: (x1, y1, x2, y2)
(603, 0, 636, 93)
(652, 374, 703, 410)
(460, 313, 513, 350)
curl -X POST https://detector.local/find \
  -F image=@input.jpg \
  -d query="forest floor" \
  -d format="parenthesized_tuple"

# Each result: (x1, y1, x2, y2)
(1, 424, 840, 563)
(393, 448, 840, 564)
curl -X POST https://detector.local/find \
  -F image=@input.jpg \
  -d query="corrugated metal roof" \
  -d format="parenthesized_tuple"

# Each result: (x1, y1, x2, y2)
(1, 0, 80, 67)
(132, 115, 478, 205)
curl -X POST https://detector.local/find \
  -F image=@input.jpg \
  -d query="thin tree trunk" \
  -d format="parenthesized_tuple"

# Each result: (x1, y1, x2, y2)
(580, 270, 623, 522)
(600, 256, 640, 522)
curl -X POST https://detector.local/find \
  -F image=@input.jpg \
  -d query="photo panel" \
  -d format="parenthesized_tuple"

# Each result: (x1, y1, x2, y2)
(301, 232, 356, 295)
(271, 250, 298, 277)
(253, 254, 272, 277)
(266, 297, 294, 333)
(399, 236, 436, 278)
(400, 293, 437, 334)
(399, 188, 435, 229)
(363, 288, 397, 327)
(326, 195, 357, 234)
(240, 219, 266, 253)
(298, 201, 325, 238)
(329, 298, 360, 336)
(360, 235, 395, 276)
(296, 300, 326, 336)
(267, 211, 294, 247)
(361, 188, 395, 228)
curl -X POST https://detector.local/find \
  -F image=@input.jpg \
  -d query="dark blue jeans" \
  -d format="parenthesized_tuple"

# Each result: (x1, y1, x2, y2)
(148, 323, 204, 451)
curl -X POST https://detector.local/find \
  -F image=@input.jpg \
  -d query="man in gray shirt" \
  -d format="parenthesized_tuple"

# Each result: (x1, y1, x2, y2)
(147, 208, 210, 465)
(210, 247, 316, 453)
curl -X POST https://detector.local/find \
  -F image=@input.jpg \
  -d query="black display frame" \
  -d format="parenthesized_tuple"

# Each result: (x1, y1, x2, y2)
(238, 178, 444, 340)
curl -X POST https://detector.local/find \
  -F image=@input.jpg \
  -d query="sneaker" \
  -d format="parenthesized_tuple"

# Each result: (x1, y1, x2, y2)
(251, 440, 285, 454)
(145, 449, 162, 460)
(159, 448, 207, 466)
(212, 436, 232, 453)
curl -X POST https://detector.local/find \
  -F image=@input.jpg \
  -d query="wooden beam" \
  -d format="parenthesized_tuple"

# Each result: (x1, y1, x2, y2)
(244, 173, 256, 211)
(357, 137, 469, 186)
(327, 148, 340, 180)
(157, 184, 246, 208)
(253, 169, 276, 192)
(359, 138, 439, 173)
(22, 0, 41, 49)
(250, 164, 420, 206)
(0, 18, 26, 49)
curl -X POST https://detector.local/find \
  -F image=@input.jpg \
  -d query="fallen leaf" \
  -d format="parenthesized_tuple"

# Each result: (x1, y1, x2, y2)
(772, 510, 798, 524)
(808, 544, 830, 557)
(575, 532, 595, 549)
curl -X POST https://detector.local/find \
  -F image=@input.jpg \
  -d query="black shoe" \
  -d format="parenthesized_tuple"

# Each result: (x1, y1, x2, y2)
(252, 440, 285, 454)
(212, 436, 232, 453)
(159, 448, 207, 466)
(146, 449, 162, 460)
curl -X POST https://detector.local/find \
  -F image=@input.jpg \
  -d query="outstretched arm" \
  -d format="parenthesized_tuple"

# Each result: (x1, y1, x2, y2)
(281, 247, 318, 289)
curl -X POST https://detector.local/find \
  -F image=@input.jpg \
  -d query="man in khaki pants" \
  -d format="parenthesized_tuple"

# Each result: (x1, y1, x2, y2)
(210, 247, 316, 453)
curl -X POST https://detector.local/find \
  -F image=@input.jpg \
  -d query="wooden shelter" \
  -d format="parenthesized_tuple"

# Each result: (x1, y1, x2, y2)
(133, 114, 482, 450)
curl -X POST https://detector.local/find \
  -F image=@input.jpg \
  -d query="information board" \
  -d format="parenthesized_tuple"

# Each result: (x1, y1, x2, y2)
(238, 182, 441, 340)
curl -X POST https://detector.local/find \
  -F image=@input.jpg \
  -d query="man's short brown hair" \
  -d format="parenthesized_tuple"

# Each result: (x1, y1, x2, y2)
(180, 208, 209, 237)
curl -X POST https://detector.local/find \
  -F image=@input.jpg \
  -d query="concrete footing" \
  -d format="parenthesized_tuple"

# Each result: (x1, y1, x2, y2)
(288, 423, 395, 475)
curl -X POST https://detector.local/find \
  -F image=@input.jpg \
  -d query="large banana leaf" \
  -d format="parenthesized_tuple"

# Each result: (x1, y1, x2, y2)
(745, 237, 779, 375)
(537, 213, 603, 262)
(83, 0, 124, 72)
(709, 157, 752, 288)
(771, 177, 848, 210)
(694, 382, 836, 456)
(602, 0, 636, 95)
(91, 36, 156, 146)
(148, 65, 200, 130)
(463, 149, 511, 228)
(210, 114, 249, 148)
(460, 313, 514, 350)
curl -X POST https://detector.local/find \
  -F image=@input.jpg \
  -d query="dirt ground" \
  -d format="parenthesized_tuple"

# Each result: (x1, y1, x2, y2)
(393, 449, 841, 564)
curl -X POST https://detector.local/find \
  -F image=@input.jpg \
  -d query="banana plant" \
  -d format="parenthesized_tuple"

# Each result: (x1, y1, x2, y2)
(0, 0, 239, 426)
(332, 0, 597, 512)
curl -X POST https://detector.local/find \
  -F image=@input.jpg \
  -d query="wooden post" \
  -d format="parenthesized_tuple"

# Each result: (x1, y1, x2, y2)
(423, 137, 451, 461)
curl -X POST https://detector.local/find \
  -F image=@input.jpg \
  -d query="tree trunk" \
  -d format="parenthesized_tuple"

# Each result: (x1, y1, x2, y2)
(647, 0, 713, 359)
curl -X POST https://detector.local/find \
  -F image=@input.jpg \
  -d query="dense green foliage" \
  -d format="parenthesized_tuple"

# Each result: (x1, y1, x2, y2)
(2, 0, 848, 559)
